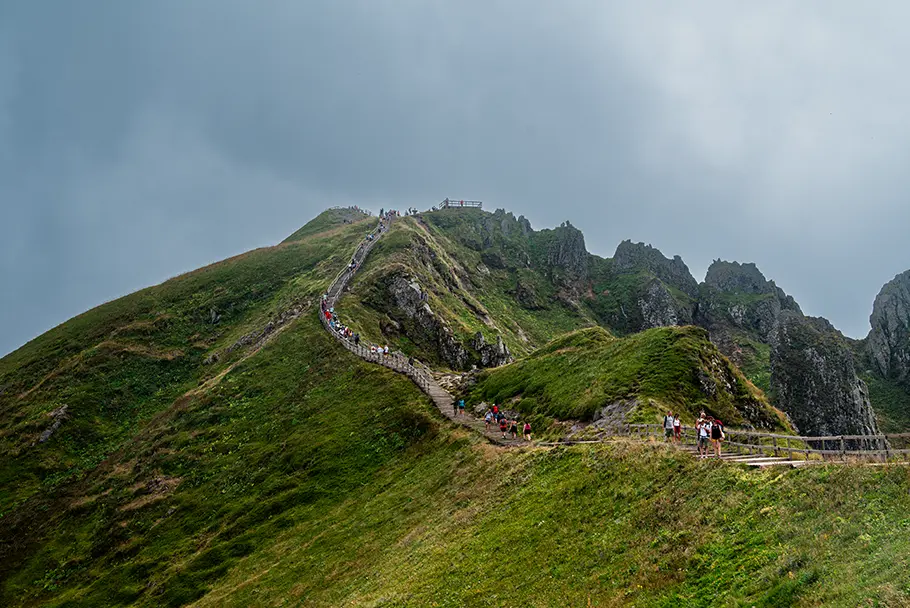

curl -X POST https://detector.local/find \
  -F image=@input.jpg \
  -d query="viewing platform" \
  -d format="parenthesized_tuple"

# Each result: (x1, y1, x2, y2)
(440, 198, 482, 209)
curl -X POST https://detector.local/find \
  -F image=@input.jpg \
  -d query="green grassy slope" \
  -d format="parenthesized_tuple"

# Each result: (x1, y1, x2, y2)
(187, 440, 910, 608)
(0, 316, 436, 607)
(7, 312, 910, 606)
(864, 373, 910, 434)
(2, 208, 910, 606)
(281, 207, 372, 243)
(469, 326, 787, 429)
(0, 214, 372, 521)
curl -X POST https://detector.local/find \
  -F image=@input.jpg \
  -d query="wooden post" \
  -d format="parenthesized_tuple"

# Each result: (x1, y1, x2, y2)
(840, 436, 846, 462)
(773, 436, 779, 457)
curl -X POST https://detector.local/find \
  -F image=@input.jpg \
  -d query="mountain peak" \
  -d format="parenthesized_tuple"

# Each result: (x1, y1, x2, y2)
(612, 240, 698, 297)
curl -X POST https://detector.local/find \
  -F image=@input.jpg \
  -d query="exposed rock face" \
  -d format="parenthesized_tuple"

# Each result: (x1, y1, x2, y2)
(867, 270, 910, 387)
(771, 312, 880, 441)
(383, 274, 471, 370)
(378, 273, 512, 370)
(697, 260, 801, 345)
(544, 222, 588, 279)
(613, 240, 699, 298)
(639, 279, 693, 329)
(472, 332, 513, 367)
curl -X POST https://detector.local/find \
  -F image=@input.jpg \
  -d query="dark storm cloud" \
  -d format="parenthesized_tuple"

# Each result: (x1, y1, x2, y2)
(2, 1, 910, 355)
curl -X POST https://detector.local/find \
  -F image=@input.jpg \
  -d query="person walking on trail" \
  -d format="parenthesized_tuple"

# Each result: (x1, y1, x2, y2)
(523, 421, 532, 441)
(499, 417, 509, 439)
(697, 416, 710, 458)
(673, 414, 681, 443)
(484, 410, 494, 430)
(711, 418, 725, 458)
(509, 419, 518, 440)
(458, 399, 466, 416)
(663, 411, 675, 442)
(383, 345, 389, 355)
(453, 400, 458, 417)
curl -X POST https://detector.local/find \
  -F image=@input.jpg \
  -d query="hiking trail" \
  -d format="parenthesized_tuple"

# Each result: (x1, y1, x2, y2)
(319, 215, 522, 447)
(318, 214, 824, 466)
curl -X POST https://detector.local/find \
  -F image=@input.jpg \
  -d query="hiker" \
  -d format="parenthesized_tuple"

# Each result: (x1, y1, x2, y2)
(458, 399, 466, 416)
(354, 333, 360, 345)
(509, 419, 518, 439)
(523, 421, 532, 441)
(711, 418, 725, 458)
(484, 410, 494, 430)
(673, 413, 681, 443)
(492, 404, 499, 416)
(383, 345, 389, 355)
(370, 345, 377, 354)
(453, 400, 458, 416)
(499, 417, 508, 439)
(663, 411, 675, 442)
(408, 355, 415, 367)
(697, 416, 710, 458)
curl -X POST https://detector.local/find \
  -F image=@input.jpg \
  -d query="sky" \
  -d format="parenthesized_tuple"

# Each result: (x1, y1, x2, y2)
(2, 1, 910, 356)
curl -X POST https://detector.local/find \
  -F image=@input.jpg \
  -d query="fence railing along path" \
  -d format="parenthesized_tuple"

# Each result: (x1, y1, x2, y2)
(319, 216, 522, 446)
(600, 424, 910, 467)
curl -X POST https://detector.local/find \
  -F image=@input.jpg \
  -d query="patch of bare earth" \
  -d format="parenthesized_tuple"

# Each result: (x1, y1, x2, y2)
(120, 475, 182, 512)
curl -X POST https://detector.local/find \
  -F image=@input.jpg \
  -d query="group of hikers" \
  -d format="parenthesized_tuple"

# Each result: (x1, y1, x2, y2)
(663, 410, 726, 458)
(478, 403, 532, 441)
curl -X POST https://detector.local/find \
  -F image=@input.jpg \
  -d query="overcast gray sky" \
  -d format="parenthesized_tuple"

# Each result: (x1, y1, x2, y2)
(2, 1, 909, 356)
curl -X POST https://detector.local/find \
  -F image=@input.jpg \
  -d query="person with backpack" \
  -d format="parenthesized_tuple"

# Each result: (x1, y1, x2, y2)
(673, 414, 682, 443)
(484, 410, 494, 431)
(663, 411, 675, 442)
(499, 417, 508, 439)
(523, 421, 532, 441)
(711, 418, 725, 458)
(508, 419, 518, 440)
(458, 399, 466, 416)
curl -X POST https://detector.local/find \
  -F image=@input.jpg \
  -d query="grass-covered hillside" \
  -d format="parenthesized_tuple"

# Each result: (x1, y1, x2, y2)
(469, 325, 788, 430)
(0, 209, 375, 527)
(2, 206, 910, 606)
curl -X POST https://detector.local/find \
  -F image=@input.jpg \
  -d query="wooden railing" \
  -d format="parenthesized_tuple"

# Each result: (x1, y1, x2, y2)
(608, 424, 910, 463)
(320, 216, 435, 394)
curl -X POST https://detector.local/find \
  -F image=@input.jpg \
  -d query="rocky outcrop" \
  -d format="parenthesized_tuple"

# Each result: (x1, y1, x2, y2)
(378, 273, 512, 370)
(36, 404, 69, 445)
(771, 312, 880, 442)
(383, 274, 471, 369)
(639, 279, 693, 329)
(613, 240, 699, 298)
(544, 222, 588, 279)
(472, 332, 513, 367)
(696, 261, 801, 343)
(867, 270, 910, 387)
